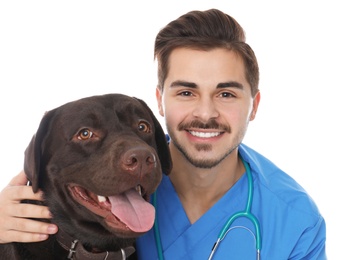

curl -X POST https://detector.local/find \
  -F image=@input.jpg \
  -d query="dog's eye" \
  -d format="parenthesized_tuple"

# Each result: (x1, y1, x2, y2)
(78, 128, 94, 140)
(138, 121, 151, 133)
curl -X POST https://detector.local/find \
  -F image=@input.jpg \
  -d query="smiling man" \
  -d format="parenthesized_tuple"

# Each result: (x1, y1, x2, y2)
(136, 9, 326, 260)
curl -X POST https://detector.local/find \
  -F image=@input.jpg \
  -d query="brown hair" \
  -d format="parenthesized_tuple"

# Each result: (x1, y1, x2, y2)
(154, 8, 259, 96)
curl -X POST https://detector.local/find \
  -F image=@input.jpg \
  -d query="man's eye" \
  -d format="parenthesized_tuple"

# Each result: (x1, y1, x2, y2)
(78, 128, 93, 140)
(179, 91, 192, 96)
(138, 121, 151, 133)
(220, 92, 235, 98)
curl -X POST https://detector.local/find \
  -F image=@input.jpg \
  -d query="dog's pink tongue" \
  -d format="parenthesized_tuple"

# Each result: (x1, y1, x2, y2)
(109, 189, 155, 233)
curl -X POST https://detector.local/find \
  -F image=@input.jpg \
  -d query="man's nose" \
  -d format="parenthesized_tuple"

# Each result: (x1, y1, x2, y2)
(192, 97, 219, 121)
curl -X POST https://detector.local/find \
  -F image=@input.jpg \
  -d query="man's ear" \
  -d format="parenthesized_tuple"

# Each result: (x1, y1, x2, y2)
(156, 88, 164, 117)
(250, 91, 261, 121)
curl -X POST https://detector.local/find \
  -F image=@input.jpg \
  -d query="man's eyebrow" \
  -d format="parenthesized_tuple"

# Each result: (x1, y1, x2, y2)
(170, 80, 197, 88)
(169, 80, 244, 90)
(217, 81, 244, 90)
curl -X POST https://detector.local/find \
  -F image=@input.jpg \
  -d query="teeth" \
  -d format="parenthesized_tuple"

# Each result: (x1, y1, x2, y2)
(135, 185, 142, 196)
(189, 131, 220, 138)
(97, 195, 107, 202)
(97, 187, 142, 202)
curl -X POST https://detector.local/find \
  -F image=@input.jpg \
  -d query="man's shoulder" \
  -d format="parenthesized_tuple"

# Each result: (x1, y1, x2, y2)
(239, 143, 322, 218)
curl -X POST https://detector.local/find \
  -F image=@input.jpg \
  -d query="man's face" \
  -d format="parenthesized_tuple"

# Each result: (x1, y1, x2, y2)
(156, 48, 260, 169)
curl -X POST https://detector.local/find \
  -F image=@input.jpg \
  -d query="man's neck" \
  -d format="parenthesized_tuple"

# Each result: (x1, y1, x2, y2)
(168, 148, 244, 224)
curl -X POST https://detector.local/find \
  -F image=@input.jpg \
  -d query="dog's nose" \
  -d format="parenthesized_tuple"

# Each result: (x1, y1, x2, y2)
(121, 147, 157, 176)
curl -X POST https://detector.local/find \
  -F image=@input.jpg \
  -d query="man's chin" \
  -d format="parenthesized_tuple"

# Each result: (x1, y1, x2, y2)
(194, 143, 213, 152)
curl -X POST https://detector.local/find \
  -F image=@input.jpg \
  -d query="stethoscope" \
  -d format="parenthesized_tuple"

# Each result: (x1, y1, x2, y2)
(151, 155, 262, 260)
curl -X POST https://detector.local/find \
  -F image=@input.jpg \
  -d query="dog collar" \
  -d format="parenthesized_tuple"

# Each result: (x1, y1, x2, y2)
(56, 230, 135, 260)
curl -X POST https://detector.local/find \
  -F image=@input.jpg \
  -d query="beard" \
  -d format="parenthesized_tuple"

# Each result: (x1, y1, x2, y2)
(166, 119, 248, 169)
(173, 141, 238, 168)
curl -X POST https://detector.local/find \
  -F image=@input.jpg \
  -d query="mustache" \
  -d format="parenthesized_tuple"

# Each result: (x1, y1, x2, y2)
(178, 119, 231, 133)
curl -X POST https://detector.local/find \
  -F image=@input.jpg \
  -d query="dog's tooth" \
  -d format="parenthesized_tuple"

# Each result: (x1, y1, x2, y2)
(97, 195, 107, 202)
(136, 185, 142, 196)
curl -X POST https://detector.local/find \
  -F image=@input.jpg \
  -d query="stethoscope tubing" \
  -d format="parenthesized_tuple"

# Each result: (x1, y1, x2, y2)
(152, 155, 262, 260)
(209, 157, 261, 259)
(151, 192, 164, 260)
(218, 158, 261, 247)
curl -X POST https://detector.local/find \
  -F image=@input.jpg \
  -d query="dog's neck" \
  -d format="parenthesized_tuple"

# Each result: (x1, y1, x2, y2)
(56, 229, 135, 260)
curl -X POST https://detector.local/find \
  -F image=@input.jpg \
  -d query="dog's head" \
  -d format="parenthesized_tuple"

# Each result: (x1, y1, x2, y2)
(24, 94, 172, 250)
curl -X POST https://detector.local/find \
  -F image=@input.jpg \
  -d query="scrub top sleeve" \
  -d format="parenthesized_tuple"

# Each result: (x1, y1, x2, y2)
(292, 215, 327, 260)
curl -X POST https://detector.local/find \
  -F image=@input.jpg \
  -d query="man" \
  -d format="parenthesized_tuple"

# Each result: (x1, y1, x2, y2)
(0, 9, 326, 259)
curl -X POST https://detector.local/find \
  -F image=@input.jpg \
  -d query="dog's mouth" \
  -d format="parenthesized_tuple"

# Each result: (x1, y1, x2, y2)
(68, 184, 155, 235)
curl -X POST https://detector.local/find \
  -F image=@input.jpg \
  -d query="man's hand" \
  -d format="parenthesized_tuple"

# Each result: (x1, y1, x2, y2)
(0, 171, 58, 243)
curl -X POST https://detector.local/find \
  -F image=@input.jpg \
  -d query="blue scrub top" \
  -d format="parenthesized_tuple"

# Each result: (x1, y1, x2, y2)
(136, 143, 326, 259)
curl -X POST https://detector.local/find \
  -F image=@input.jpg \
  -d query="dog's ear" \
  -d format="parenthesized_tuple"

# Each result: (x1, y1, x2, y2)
(135, 98, 172, 175)
(24, 110, 56, 193)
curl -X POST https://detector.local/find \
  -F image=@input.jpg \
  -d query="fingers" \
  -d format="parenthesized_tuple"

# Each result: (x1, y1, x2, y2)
(0, 171, 57, 244)
(0, 218, 57, 243)
(0, 203, 58, 243)
(0, 230, 49, 243)
(4, 185, 44, 202)
(5, 170, 44, 202)
(8, 170, 28, 186)
(3, 201, 52, 219)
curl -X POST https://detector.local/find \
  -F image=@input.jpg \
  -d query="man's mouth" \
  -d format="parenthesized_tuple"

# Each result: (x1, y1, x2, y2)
(188, 130, 222, 138)
(180, 119, 230, 138)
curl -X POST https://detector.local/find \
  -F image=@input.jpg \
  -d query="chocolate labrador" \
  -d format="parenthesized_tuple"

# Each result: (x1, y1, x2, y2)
(0, 94, 171, 259)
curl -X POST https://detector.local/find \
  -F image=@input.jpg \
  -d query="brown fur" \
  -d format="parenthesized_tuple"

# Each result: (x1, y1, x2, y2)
(0, 94, 171, 259)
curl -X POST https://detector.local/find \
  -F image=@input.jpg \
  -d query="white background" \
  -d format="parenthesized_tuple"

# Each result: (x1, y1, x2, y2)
(0, 1, 350, 258)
